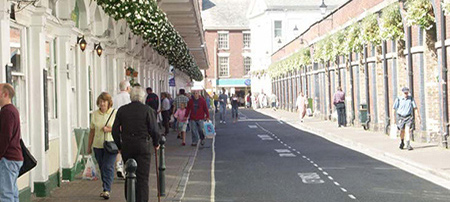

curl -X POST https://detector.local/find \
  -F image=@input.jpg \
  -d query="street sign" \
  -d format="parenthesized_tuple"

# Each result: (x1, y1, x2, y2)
(169, 78, 176, 86)
(244, 79, 251, 86)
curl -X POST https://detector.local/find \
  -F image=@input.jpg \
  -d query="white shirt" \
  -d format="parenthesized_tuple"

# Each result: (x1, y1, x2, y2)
(162, 98, 171, 111)
(113, 91, 131, 109)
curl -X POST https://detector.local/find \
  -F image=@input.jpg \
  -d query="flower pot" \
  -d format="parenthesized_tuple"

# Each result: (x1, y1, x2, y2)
(133, 71, 138, 77)
(126, 70, 131, 76)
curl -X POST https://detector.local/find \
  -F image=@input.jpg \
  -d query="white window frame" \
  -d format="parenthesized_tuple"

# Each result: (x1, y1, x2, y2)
(243, 31, 251, 49)
(274, 20, 282, 38)
(46, 38, 60, 140)
(10, 23, 30, 146)
(244, 57, 251, 75)
(218, 31, 229, 50)
(218, 56, 229, 77)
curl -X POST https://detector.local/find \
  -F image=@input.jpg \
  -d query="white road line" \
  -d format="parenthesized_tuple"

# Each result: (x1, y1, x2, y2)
(313, 164, 318, 167)
(310, 161, 314, 164)
(297, 151, 301, 154)
(248, 125, 258, 128)
(328, 176, 334, 180)
(278, 120, 284, 124)
(302, 156, 307, 158)
(292, 149, 296, 151)
(274, 149, 291, 153)
(288, 146, 291, 149)
(211, 136, 216, 202)
(348, 194, 356, 200)
(334, 182, 340, 186)
(341, 188, 347, 192)
(318, 167, 323, 171)
(279, 153, 296, 157)
(323, 172, 329, 175)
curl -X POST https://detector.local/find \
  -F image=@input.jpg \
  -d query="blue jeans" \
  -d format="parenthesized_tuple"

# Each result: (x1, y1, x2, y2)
(220, 104, 227, 121)
(0, 158, 23, 202)
(94, 148, 117, 192)
(190, 120, 205, 144)
(232, 107, 238, 118)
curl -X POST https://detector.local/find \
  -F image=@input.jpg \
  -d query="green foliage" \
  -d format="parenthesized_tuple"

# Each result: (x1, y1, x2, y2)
(331, 29, 346, 57)
(361, 14, 381, 46)
(404, 0, 435, 30)
(444, 0, 450, 16)
(345, 22, 364, 53)
(380, 4, 404, 40)
(268, 48, 311, 77)
(95, 0, 203, 81)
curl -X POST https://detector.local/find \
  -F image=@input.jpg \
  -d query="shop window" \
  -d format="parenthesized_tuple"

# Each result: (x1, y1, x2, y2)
(46, 40, 58, 120)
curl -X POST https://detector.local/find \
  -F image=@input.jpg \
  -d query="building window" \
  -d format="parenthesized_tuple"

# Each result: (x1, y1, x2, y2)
(243, 33, 251, 48)
(219, 57, 229, 77)
(274, 21, 282, 37)
(244, 57, 251, 74)
(46, 40, 58, 119)
(9, 26, 29, 145)
(218, 33, 229, 49)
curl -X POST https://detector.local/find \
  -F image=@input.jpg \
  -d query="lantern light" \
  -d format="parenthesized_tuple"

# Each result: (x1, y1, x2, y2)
(77, 36, 87, 52)
(94, 43, 103, 57)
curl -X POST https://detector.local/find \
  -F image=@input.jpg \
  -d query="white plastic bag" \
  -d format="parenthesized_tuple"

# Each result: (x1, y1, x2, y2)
(390, 124, 398, 139)
(306, 108, 312, 117)
(204, 121, 216, 139)
(82, 156, 98, 180)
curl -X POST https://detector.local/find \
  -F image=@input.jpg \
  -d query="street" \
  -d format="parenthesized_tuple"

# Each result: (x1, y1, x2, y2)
(183, 109, 450, 202)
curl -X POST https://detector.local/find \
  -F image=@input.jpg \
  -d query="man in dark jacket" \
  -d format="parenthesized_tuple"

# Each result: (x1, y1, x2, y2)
(113, 86, 160, 202)
(0, 83, 23, 202)
(185, 91, 210, 146)
(145, 87, 159, 111)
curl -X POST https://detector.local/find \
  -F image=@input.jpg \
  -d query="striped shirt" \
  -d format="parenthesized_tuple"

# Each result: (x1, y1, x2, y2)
(173, 94, 189, 109)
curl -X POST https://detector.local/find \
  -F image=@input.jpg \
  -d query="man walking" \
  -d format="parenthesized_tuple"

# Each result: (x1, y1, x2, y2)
(0, 83, 23, 202)
(145, 87, 159, 111)
(393, 87, 421, 150)
(333, 86, 346, 127)
(185, 91, 210, 146)
(219, 89, 228, 124)
(112, 80, 131, 179)
(159, 92, 171, 136)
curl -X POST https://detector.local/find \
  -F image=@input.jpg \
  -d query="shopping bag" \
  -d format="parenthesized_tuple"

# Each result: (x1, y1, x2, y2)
(82, 156, 98, 180)
(169, 115, 175, 123)
(204, 121, 216, 139)
(390, 124, 398, 139)
(306, 108, 312, 117)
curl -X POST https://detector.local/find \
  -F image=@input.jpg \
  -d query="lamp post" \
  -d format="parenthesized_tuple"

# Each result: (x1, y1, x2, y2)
(319, 0, 327, 15)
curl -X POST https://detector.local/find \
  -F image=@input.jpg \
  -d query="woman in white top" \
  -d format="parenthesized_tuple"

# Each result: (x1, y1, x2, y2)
(296, 92, 308, 123)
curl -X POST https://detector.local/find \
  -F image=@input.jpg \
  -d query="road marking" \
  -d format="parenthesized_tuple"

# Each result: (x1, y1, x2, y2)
(211, 135, 216, 202)
(292, 148, 296, 151)
(288, 146, 291, 149)
(248, 125, 257, 128)
(297, 151, 301, 154)
(257, 135, 273, 140)
(298, 173, 325, 184)
(341, 188, 347, 192)
(348, 194, 356, 200)
(323, 172, 328, 175)
(328, 176, 334, 180)
(278, 120, 284, 124)
(334, 182, 340, 186)
(274, 149, 291, 153)
(318, 167, 323, 171)
(302, 156, 307, 158)
(279, 153, 296, 157)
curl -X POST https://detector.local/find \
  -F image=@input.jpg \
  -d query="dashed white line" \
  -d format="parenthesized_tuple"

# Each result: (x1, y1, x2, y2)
(323, 172, 329, 175)
(313, 164, 318, 167)
(334, 182, 340, 186)
(318, 167, 323, 171)
(348, 194, 356, 200)
(341, 188, 347, 192)
(328, 176, 334, 180)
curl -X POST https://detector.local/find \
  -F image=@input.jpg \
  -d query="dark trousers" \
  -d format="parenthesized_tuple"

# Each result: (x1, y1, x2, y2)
(122, 144, 152, 202)
(162, 110, 170, 135)
(214, 101, 218, 112)
(336, 102, 346, 126)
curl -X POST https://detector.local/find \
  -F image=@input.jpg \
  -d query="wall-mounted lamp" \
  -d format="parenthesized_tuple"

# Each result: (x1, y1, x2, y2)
(94, 43, 103, 57)
(77, 36, 87, 52)
(277, 38, 282, 44)
(319, 0, 328, 15)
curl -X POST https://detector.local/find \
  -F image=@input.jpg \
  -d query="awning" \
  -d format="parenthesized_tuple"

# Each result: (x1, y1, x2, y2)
(217, 79, 251, 87)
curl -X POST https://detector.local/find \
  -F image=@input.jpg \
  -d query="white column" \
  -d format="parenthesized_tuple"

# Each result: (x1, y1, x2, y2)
(29, 8, 48, 182)
(79, 43, 90, 128)
(56, 24, 74, 169)
(105, 52, 115, 94)
(0, 1, 10, 82)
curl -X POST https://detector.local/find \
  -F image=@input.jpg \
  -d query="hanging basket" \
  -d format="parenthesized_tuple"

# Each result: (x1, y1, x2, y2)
(126, 70, 132, 76)
(133, 71, 138, 77)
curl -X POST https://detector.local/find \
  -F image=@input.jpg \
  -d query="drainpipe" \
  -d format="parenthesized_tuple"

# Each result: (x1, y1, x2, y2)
(327, 61, 332, 120)
(349, 53, 355, 125)
(337, 56, 342, 86)
(383, 40, 390, 135)
(363, 45, 371, 130)
(406, 26, 414, 97)
(441, 5, 449, 148)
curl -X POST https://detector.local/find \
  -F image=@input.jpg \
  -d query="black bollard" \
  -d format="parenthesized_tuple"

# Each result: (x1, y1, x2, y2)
(125, 159, 138, 202)
(159, 136, 166, 196)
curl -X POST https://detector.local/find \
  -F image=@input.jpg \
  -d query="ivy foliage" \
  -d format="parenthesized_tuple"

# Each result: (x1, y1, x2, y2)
(95, 0, 203, 81)
(380, 4, 404, 40)
(361, 14, 382, 46)
(268, 48, 310, 77)
(404, 0, 435, 30)
(345, 22, 364, 54)
(444, 0, 450, 16)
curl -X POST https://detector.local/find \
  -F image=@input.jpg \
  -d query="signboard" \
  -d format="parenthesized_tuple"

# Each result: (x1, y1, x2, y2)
(169, 78, 176, 87)
(244, 79, 251, 86)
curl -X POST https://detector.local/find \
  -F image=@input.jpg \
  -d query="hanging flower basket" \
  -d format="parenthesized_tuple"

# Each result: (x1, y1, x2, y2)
(133, 71, 138, 77)
(126, 70, 132, 76)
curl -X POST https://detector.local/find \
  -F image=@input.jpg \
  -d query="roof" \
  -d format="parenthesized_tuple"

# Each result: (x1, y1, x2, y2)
(264, 0, 348, 9)
(202, 0, 252, 30)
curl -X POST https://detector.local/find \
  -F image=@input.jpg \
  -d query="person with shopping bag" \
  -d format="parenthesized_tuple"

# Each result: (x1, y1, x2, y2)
(112, 86, 160, 202)
(185, 90, 210, 146)
(87, 92, 118, 200)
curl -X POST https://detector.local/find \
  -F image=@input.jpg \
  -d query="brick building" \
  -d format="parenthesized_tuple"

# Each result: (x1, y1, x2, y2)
(202, 0, 252, 98)
(269, 0, 450, 146)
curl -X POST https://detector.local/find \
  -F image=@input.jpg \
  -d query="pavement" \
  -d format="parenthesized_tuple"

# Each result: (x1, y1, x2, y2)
(32, 126, 198, 202)
(184, 108, 450, 202)
(256, 108, 450, 189)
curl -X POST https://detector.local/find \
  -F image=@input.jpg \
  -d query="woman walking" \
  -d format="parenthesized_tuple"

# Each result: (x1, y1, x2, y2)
(296, 92, 308, 123)
(231, 94, 239, 123)
(87, 92, 117, 200)
(112, 86, 160, 202)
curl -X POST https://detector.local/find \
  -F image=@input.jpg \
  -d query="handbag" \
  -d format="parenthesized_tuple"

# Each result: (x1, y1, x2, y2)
(19, 139, 37, 177)
(103, 109, 118, 154)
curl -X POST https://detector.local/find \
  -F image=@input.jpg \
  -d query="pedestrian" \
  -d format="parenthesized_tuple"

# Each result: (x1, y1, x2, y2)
(174, 103, 188, 146)
(185, 90, 210, 146)
(0, 83, 23, 202)
(296, 92, 308, 122)
(213, 92, 219, 113)
(159, 92, 171, 136)
(245, 92, 252, 108)
(393, 87, 421, 150)
(173, 89, 190, 138)
(145, 87, 159, 112)
(112, 80, 131, 179)
(87, 92, 117, 200)
(219, 89, 228, 124)
(333, 86, 346, 127)
(112, 86, 160, 202)
(231, 94, 239, 123)
(270, 93, 277, 111)
(205, 93, 211, 110)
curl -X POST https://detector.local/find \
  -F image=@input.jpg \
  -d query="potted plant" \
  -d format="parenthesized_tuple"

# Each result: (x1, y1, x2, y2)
(126, 67, 134, 76)
(133, 71, 138, 77)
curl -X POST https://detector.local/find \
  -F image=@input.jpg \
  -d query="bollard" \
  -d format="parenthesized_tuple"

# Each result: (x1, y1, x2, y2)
(159, 136, 166, 196)
(125, 159, 138, 202)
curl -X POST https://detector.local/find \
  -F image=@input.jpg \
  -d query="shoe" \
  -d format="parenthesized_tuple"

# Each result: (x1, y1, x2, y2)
(223, 121, 226, 124)
(177, 134, 181, 139)
(300, 119, 304, 123)
(191, 143, 197, 146)
(201, 139, 205, 146)
(116, 162, 125, 179)
(407, 145, 414, 151)
(399, 142, 405, 150)
(101, 191, 110, 200)
(182, 142, 186, 146)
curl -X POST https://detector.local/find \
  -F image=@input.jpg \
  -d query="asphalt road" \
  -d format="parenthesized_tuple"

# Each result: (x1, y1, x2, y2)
(183, 109, 450, 202)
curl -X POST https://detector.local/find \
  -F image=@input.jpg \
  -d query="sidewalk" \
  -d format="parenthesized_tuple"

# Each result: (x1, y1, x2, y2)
(256, 108, 450, 189)
(32, 129, 198, 202)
